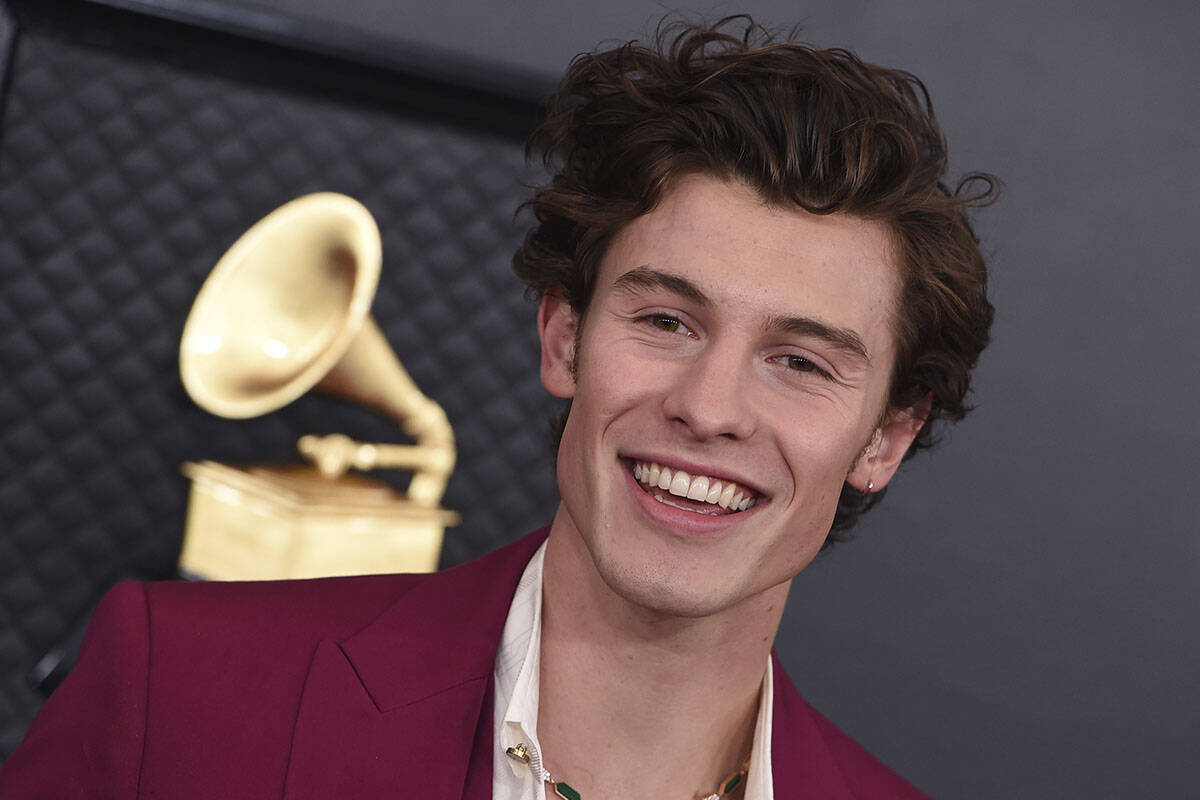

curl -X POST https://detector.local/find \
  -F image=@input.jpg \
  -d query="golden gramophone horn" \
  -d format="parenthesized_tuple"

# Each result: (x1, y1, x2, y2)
(179, 192, 455, 507)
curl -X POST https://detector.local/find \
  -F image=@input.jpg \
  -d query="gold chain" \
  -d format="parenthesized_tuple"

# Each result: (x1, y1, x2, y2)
(505, 742, 749, 800)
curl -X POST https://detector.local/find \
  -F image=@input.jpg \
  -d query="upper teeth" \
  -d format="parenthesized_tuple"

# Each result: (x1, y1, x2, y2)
(632, 461, 757, 512)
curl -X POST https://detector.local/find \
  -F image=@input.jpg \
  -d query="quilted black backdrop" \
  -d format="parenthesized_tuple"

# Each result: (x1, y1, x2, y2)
(0, 0, 562, 755)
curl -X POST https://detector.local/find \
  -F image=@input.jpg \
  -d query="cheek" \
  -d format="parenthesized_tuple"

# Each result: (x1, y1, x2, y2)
(555, 371, 633, 474)
(777, 422, 872, 490)
(556, 402, 589, 469)
(579, 352, 662, 418)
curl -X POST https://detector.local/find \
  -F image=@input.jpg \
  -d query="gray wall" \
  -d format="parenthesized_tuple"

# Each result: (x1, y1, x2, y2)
(222, 0, 1200, 795)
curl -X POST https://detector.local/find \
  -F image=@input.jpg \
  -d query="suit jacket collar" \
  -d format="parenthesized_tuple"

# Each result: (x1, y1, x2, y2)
(282, 528, 549, 800)
(769, 652, 861, 797)
(341, 528, 549, 712)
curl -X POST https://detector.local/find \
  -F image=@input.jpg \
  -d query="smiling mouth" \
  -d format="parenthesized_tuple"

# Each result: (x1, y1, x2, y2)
(629, 460, 760, 516)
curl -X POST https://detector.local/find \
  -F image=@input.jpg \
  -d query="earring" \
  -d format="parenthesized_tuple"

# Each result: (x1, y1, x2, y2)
(866, 480, 874, 493)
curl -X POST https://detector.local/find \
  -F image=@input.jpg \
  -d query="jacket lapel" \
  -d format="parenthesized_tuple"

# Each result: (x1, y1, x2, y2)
(769, 653, 857, 798)
(283, 529, 549, 800)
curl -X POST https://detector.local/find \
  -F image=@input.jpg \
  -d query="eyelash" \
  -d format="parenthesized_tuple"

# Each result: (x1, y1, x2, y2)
(639, 313, 693, 336)
(635, 314, 834, 381)
(780, 354, 832, 381)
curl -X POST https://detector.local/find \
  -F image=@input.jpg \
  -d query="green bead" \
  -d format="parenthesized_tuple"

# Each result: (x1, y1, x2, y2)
(553, 781, 582, 800)
(722, 772, 743, 794)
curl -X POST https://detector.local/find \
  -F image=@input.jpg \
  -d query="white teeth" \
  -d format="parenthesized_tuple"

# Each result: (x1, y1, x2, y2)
(653, 492, 724, 516)
(632, 461, 758, 513)
(657, 467, 673, 490)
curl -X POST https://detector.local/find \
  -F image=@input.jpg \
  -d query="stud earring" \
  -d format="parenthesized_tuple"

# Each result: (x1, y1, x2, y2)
(866, 480, 874, 493)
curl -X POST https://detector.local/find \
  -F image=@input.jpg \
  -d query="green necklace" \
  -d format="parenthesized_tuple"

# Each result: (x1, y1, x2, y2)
(506, 742, 749, 800)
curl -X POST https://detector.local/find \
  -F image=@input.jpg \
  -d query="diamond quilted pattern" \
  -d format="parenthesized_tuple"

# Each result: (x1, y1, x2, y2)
(0, 21, 560, 755)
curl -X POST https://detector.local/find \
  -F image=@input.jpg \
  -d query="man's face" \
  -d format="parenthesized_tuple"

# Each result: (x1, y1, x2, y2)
(539, 174, 921, 618)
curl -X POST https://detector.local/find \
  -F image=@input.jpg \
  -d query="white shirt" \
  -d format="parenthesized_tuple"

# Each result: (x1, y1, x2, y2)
(492, 541, 774, 799)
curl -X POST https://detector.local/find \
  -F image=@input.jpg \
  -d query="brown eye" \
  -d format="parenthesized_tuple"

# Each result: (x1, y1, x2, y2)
(652, 315, 681, 332)
(787, 355, 816, 372)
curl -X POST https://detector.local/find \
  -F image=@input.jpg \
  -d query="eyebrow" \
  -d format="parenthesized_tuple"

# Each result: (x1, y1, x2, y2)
(611, 266, 711, 308)
(764, 314, 871, 365)
(612, 266, 871, 365)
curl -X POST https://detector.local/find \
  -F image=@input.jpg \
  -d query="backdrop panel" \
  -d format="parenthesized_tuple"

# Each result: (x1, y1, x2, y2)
(0, 0, 560, 755)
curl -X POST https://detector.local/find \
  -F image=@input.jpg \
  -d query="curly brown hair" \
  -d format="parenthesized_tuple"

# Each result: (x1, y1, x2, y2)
(513, 16, 996, 539)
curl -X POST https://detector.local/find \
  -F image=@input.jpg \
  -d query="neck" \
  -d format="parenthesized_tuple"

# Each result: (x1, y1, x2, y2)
(536, 507, 789, 799)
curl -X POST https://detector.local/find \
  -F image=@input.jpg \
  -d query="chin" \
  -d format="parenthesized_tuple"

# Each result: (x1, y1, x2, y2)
(589, 549, 762, 619)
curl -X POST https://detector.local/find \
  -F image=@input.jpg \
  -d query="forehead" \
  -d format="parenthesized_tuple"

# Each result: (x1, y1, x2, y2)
(597, 175, 901, 358)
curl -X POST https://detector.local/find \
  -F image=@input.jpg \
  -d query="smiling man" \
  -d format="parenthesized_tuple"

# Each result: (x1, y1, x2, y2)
(508, 18, 994, 799)
(528, 179, 922, 798)
(0, 17, 993, 800)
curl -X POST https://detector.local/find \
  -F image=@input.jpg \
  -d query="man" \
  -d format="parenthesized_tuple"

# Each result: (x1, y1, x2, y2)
(0, 18, 993, 799)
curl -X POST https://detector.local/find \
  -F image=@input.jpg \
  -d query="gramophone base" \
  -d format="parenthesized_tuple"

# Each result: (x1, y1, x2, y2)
(179, 461, 459, 581)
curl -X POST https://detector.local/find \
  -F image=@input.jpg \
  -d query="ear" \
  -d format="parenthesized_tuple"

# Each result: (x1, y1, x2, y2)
(847, 394, 932, 493)
(537, 293, 578, 399)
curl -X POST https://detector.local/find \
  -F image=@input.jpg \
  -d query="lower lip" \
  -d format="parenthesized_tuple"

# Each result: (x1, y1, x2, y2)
(621, 463, 760, 538)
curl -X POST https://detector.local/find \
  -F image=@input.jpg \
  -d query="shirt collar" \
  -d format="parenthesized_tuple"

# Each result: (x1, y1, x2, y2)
(494, 540, 548, 785)
(491, 541, 774, 799)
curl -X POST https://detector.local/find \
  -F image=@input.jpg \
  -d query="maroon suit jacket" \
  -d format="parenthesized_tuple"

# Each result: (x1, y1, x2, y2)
(0, 529, 927, 798)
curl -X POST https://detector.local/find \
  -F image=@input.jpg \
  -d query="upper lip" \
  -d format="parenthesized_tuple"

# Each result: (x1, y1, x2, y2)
(622, 453, 768, 499)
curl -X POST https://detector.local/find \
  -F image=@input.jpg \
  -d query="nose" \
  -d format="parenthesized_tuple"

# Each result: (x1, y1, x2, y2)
(660, 340, 757, 441)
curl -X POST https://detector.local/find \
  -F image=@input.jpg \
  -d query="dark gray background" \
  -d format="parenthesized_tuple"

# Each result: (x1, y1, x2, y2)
(47, 0, 1200, 796)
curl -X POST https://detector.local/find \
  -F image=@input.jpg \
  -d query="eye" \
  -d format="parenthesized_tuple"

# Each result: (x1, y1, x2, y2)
(636, 313, 694, 336)
(787, 355, 817, 372)
(781, 354, 833, 381)
(651, 315, 683, 333)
